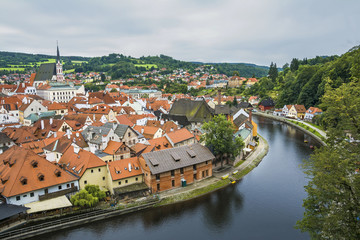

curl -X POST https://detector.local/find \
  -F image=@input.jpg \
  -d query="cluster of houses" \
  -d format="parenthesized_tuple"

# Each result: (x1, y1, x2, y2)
(273, 104, 323, 121)
(0, 47, 259, 219)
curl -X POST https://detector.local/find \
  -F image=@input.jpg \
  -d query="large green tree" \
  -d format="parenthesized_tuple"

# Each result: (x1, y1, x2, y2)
(201, 114, 244, 168)
(296, 80, 360, 239)
(70, 185, 106, 208)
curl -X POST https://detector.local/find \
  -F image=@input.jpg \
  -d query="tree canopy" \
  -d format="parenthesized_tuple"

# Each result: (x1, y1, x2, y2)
(201, 114, 244, 168)
(296, 79, 360, 239)
(70, 185, 106, 208)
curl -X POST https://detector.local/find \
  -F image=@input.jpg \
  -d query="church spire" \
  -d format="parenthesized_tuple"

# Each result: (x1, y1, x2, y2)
(56, 41, 60, 63)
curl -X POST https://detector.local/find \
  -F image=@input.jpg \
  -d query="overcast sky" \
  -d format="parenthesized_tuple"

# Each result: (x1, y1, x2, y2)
(1, 0, 359, 66)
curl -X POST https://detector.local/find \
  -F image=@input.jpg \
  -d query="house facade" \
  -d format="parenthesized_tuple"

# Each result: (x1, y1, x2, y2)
(140, 143, 214, 192)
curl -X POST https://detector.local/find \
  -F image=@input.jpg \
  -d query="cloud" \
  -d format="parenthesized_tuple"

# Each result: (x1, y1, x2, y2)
(1, 0, 360, 66)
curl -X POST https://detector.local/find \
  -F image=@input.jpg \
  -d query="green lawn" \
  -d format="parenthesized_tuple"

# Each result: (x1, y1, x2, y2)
(72, 60, 88, 64)
(0, 67, 26, 71)
(134, 64, 158, 69)
(64, 69, 75, 73)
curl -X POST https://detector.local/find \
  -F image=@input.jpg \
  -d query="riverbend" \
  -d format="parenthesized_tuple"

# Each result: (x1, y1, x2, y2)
(25, 115, 320, 240)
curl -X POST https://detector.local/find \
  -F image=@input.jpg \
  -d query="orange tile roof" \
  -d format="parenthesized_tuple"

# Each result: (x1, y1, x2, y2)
(108, 157, 143, 181)
(165, 128, 194, 144)
(103, 141, 129, 155)
(134, 125, 161, 139)
(148, 136, 172, 151)
(116, 115, 135, 127)
(59, 147, 106, 177)
(294, 104, 306, 113)
(0, 145, 78, 197)
(306, 107, 323, 114)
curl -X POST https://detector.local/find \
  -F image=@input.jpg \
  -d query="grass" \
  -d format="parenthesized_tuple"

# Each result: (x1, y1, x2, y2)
(287, 120, 326, 141)
(157, 178, 230, 206)
(306, 122, 324, 131)
(64, 69, 75, 73)
(0, 67, 26, 71)
(134, 64, 158, 69)
(72, 60, 88, 64)
(234, 160, 245, 168)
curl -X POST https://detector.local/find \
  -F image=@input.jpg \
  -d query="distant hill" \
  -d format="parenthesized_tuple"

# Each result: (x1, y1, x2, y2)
(0, 51, 269, 78)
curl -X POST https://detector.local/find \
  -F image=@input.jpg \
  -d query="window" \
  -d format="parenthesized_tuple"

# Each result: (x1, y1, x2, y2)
(98, 168, 101, 172)
(30, 192, 34, 197)
(103, 177, 105, 180)
(67, 184, 70, 188)
(120, 155, 124, 160)
(172, 180, 175, 187)
(91, 169, 93, 173)
(31, 108, 34, 111)
(16, 196, 20, 201)
(193, 165, 197, 170)
(206, 161, 208, 165)
(23, 195, 27, 198)
(118, 181, 121, 185)
(156, 174, 160, 180)
(180, 168, 184, 174)
(157, 183, 160, 191)
(135, 177, 138, 181)
(58, 185, 62, 190)
(39, 108, 41, 111)
(171, 170, 174, 177)
(84, 180, 87, 185)
(128, 132, 131, 137)
(125, 180, 128, 183)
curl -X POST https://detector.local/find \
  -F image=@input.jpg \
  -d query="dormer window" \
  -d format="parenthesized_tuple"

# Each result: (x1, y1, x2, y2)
(31, 160, 38, 168)
(20, 176, 27, 185)
(54, 169, 61, 177)
(38, 173, 44, 181)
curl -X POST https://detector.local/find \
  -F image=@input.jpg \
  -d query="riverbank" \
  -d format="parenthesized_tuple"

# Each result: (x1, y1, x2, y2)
(0, 135, 269, 240)
(253, 111, 327, 146)
(157, 135, 269, 206)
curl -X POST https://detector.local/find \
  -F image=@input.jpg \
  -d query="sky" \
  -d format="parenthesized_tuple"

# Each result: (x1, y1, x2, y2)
(1, 0, 360, 66)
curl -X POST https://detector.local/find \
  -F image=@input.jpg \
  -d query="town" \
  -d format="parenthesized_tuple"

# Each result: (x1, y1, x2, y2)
(0, 46, 326, 233)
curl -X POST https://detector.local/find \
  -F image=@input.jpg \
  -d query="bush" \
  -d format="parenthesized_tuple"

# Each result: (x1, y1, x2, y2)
(70, 185, 106, 208)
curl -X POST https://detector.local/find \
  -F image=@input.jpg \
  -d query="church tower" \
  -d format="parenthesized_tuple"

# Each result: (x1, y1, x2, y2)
(55, 42, 64, 82)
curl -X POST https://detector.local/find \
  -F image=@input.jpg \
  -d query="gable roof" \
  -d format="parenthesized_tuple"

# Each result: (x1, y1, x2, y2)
(169, 99, 213, 123)
(0, 145, 78, 197)
(142, 143, 214, 174)
(115, 115, 135, 127)
(165, 128, 194, 145)
(108, 157, 143, 181)
(34, 63, 56, 81)
(59, 147, 106, 177)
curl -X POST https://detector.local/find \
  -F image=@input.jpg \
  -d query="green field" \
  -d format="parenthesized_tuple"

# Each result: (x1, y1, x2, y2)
(134, 64, 158, 69)
(0, 67, 26, 71)
(64, 69, 75, 73)
(72, 60, 88, 64)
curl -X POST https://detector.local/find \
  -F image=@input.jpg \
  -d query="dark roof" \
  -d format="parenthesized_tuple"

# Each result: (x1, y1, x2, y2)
(238, 102, 253, 108)
(34, 63, 56, 81)
(0, 132, 13, 144)
(259, 98, 275, 107)
(233, 114, 253, 129)
(103, 122, 134, 138)
(161, 114, 191, 127)
(0, 204, 29, 221)
(142, 143, 215, 174)
(169, 99, 213, 123)
(215, 105, 230, 115)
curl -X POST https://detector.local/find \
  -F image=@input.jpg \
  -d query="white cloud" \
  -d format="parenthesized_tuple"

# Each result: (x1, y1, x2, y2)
(1, 0, 360, 66)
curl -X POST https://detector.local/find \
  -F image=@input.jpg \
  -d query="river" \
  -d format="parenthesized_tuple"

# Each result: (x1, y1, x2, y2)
(33, 116, 320, 240)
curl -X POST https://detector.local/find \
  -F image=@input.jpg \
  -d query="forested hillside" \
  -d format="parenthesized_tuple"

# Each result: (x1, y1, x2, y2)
(0, 51, 269, 78)
(247, 46, 360, 109)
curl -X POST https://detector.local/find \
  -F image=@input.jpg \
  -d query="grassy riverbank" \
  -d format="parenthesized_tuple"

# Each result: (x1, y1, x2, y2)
(287, 120, 326, 141)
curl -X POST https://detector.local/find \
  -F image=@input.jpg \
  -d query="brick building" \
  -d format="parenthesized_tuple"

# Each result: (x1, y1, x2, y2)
(140, 143, 214, 192)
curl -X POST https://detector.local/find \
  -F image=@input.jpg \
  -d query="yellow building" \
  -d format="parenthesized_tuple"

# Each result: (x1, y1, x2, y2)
(59, 146, 109, 191)
(106, 157, 145, 195)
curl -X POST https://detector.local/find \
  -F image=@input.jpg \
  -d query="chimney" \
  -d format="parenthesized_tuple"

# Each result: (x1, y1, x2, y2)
(218, 89, 221, 105)
(76, 132, 79, 137)
(141, 128, 144, 134)
(41, 120, 44, 130)
(50, 118, 53, 125)
(74, 145, 80, 154)
(128, 163, 132, 172)
(67, 134, 71, 140)
(22, 83, 25, 88)
(160, 119, 164, 125)
(170, 127, 174, 132)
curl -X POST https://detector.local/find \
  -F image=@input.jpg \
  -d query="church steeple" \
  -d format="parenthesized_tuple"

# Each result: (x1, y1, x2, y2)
(56, 41, 60, 63)
(55, 41, 64, 82)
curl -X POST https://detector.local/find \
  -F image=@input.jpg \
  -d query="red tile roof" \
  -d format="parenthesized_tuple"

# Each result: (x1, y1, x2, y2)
(0, 146, 78, 197)
(108, 157, 143, 181)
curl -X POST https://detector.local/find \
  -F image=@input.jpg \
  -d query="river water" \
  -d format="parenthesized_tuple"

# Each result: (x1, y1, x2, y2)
(34, 116, 320, 240)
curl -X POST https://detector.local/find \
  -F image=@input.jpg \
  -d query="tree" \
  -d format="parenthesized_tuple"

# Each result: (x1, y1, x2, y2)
(268, 62, 278, 83)
(110, 88, 118, 92)
(201, 114, 244, 168)
(233, 71, 240, 76)
(70, 185, 106, 208)
(290, 58, 300, 72)
(232, 96, 238, 107)
(296, 80, 360, 239)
